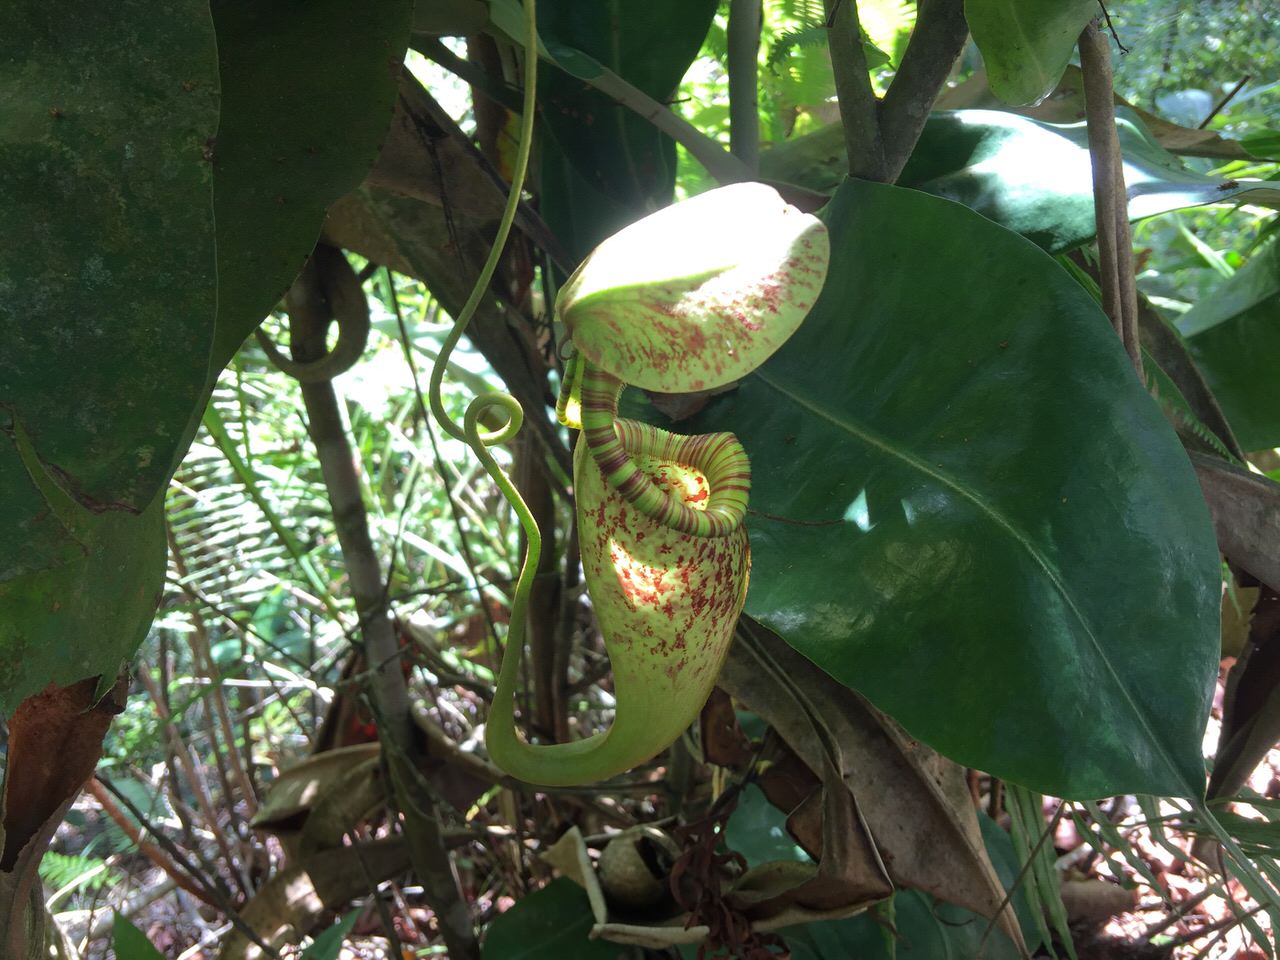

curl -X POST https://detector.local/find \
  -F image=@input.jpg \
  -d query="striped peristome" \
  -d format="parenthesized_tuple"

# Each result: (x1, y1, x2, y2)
(578, 362, 750, 538)
(556, 182, 828, 543)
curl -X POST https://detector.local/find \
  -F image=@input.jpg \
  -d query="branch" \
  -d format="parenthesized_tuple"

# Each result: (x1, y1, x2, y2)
(879, 0, 968, 182)
(286, 253, 411, 749)
(727, 0, 762, 172)
(586, 65, 752, 183)
(84, 779, 213, 906)
(136, 668, 247, 893)
(823, 0, 887, 181)
(1079, 21, 1143, 378)
(285, 253, 481, 960)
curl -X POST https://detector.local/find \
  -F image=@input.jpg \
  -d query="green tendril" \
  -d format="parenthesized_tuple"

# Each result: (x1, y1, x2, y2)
(425, 0, 560, 781)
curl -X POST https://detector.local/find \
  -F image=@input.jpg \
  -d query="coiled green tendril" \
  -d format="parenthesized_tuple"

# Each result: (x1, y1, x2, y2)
(426, 0, 570, 784)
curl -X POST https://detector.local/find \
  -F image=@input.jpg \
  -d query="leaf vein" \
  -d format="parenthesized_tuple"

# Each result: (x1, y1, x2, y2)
(751, 367, 1190, 794)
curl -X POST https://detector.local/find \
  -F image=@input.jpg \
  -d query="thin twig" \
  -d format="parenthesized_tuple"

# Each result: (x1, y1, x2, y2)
(978, 800, 1065, 957)
(168, 525, 259, 816)
(83, 779, 211, 906)
(727, 0, 762, 173)
(585, 66, 751, 183)
(1174, 900, 1266, 951)
(84, 878, 180, 942)
(287, 254, 412, 749)
(384, 268, 503, 649)
(823, 0, 887, 181)
(1198, 75, 1251, 129)
(1138, 886, 1215, 941)
(878, 0, 968, 182)
(416, 36, 522, 112)
(1097, 1, 1129, 54)
(135, 668, 247, 894)
(95, 776, 282, 959)
(1079, 20, 1143, 377)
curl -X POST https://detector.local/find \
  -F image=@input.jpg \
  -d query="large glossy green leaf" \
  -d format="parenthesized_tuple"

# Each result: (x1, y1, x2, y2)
(1, 1, 411, 710)
(964, 0, 1096, 106)
(939, 65, 1267, 162)
(481, 878, 624, 960)
(0, 0, 218, 579)
(762, 111, 1279, 255)
(688, 180, 1220, 799)
(206, 0, 413, 374)
(0, 428, 165, 717)
(900, 110, 1280, 253)
(1177, 237, 1280, 452)
(535, 0, 716, 261)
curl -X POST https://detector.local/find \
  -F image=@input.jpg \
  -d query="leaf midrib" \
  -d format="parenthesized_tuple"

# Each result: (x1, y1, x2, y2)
(752, 367, 1192, 795)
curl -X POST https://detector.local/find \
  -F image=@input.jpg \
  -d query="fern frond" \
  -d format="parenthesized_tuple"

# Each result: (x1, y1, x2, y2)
(1145, 359, 1240, 463)
(40, 851, 109, 896)
(766, 23, 828, 73)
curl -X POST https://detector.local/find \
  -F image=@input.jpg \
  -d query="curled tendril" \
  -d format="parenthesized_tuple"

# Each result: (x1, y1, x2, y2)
(258, 244, 371, 382)
(424, 0, 553, 779)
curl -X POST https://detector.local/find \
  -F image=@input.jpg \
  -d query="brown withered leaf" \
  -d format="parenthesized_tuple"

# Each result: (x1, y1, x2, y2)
(363, 68, 567, 265)
(728, 750, 891, 920)
(545, 798, 883, 953)
(1191, 452, 1280, 595)
(1211, 586, 1280, 799)
(700, 687, 755, 769)
(367, 68, 505, 219)
(215, 839, 410, 960)
(721, 617, 1028, 955)
(251, 744, 381, 833)
(1, 675, 127, 958)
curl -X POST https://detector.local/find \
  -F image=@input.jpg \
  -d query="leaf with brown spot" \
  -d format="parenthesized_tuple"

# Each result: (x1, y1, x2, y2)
(1, 677, 127, 959)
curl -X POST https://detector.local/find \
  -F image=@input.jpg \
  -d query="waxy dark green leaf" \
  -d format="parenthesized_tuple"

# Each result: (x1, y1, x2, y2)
(900, 111, 1280, 253)
(0, 0, 219, 579)
(207, 0, 413, 373)
(1178, 238, 1280, 452)
(691, 180, 1220, 799)
(481, 878, 623, 960)
(964, 0, 1097, 106)
(0, 429, 165, 717)
(762, 111, 1277, 255)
